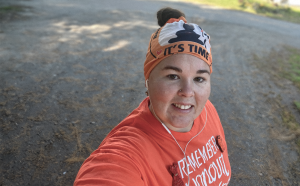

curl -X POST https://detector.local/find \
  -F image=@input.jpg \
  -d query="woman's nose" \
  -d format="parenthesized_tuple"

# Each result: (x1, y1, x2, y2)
(178, 80, 194, 97)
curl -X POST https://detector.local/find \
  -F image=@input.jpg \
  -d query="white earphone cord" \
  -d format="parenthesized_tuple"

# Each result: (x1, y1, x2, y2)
(146, 80, 208, 186)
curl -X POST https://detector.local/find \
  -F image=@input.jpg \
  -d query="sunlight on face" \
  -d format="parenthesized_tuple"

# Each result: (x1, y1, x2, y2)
(148, 54, 211, 132)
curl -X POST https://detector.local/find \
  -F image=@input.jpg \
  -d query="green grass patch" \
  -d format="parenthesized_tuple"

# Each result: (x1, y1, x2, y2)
(284, 47, 300, 89)
(295, 101, 300, 112)
(297, 138, 300, 152)
(281, 109, 300, 130)
(0, 6, 23, 12)
(281, 107, 300, 154)
(188, 0, 300, 24)
(255, 47, 300, 154)
(255, 46, 300, 89)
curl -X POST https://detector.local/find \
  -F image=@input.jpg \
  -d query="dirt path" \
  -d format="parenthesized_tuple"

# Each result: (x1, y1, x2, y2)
(1, 0, 300, 185)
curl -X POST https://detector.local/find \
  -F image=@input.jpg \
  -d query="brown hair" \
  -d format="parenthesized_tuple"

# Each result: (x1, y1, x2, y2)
(156, 7, 186, 27)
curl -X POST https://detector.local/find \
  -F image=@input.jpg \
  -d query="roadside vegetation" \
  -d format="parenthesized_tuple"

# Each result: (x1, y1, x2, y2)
(280, 47, 300, 90)
(295, 101, 300, 112)
(0, 5, 23, 12)
(277, 47, 300, 151)
(0, 5, 23, 16)
(0, 5, 28, 22)
(255, 46, 300, 152)
(190, 0, 300, 24)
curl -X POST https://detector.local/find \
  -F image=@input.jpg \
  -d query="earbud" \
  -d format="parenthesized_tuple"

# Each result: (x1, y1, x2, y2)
(146, 79, 149, 89)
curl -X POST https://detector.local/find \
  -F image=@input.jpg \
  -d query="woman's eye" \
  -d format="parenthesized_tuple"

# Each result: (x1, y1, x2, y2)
(167, 74, 179, 80)
(194, 77, 204, 82)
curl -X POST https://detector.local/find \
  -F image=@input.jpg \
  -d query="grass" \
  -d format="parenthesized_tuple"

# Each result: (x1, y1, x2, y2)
(257, 46, 300, 116)
(281, 109, 300, 130)
(0, 5, 27, 22)
(283, 47, 300, 89)
(188, 0, 300, 24)
(254, 46, 300, 154)
(0, 6, 23, 12)
(254, 46, 300, 89)
(297, 138, 300, 152)
(295, 101, 300, 112)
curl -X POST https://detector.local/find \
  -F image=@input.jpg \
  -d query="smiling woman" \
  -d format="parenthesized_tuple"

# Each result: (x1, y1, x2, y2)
(74, 7, 231, 186)
(147, 54, 211, 132)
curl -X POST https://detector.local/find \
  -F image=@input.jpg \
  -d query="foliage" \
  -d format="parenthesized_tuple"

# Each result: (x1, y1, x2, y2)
(0, 6, 23, 12)
(285, 47, 300, 89)
(190, 0, 300, 24)
(295, 101, 300, 112)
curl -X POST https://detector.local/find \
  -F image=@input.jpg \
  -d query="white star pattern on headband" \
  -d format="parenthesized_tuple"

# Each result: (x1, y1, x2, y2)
(158, 20, 211, 53)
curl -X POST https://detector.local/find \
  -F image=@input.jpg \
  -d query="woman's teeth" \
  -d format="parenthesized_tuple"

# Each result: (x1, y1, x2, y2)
(174, 104, 192, 110)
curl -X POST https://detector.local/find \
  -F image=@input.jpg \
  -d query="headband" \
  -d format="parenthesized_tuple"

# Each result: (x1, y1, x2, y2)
(144, 17, 212, 80)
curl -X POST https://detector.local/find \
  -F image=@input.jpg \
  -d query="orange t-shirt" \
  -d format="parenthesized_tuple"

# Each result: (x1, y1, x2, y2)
(74, 97, 231, 186)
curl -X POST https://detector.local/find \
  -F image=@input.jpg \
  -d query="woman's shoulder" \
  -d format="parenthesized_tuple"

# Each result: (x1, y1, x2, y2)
(100, 97, 160, 146)
(102, 125, 151, 147)
(99, 121, 153, 151)
(201, 99, 223, 130)
(205, 99, 218, 114)
(205, 99, 214, 107)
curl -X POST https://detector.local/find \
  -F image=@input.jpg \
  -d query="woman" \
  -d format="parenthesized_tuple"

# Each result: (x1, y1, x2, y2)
(74, 7, 231, 186)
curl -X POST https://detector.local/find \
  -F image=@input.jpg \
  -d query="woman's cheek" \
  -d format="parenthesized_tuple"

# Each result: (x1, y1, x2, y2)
(152, 82, 171, 101)
(196, 84, 211, 100)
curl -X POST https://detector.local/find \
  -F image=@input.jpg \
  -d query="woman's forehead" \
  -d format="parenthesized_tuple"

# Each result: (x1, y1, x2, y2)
(159, 54, 210, 71)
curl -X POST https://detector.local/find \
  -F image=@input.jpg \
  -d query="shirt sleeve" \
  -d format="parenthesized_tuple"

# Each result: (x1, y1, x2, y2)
(74, 129, 146, 186)
(74, 151, 144, 186)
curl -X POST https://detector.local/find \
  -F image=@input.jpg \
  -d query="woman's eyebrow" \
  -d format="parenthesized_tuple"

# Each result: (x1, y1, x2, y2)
(197, 69, 210, 74)
(162, 66, 182, 72)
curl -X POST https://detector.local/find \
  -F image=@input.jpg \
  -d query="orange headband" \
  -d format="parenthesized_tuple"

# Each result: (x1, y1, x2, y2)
(144, 17, 212, 80)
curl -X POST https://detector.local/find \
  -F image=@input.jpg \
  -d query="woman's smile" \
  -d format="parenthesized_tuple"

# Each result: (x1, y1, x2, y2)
(172, 103, 193, 110)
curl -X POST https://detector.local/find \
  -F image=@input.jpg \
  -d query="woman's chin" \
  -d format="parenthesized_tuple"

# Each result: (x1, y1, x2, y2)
(166, 120, 194, 132)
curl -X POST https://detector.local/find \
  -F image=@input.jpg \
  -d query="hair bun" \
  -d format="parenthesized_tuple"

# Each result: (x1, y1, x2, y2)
(157, 7, 186, 27)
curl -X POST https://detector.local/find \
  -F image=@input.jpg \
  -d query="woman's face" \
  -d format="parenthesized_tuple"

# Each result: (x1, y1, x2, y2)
(148, 54, 211, 132)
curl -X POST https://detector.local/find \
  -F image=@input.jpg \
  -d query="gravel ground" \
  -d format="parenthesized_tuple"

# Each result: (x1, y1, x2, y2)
(1, 0, 300, 185)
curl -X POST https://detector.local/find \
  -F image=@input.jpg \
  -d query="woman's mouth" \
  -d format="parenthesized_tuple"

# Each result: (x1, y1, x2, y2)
(173, 103, 193, 110)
